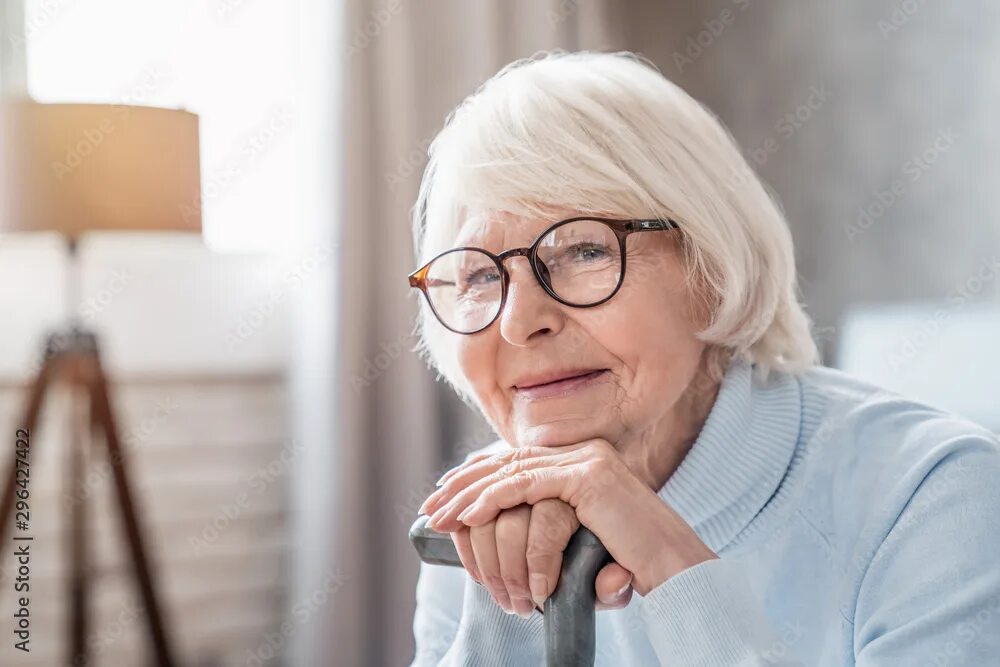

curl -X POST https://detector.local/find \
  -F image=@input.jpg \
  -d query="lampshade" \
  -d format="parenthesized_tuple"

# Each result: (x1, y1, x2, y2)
(0, 100, 202, 238)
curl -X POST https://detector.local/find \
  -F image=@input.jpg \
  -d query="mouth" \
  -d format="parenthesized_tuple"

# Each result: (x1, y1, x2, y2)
(512, 369, 609, 400)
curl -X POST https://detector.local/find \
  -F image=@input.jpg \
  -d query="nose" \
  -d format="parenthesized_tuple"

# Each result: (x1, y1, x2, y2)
(497, 256, 565, 346)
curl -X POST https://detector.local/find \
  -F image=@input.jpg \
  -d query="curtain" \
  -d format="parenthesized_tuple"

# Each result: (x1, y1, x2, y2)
(307, 2, 624, 665)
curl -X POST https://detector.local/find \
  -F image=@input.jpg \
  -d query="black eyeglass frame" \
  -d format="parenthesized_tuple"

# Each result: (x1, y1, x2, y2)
(408, 216, 681, 335)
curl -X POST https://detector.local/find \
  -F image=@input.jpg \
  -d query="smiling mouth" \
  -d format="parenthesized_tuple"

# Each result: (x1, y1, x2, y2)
(513, 369, 609, 400)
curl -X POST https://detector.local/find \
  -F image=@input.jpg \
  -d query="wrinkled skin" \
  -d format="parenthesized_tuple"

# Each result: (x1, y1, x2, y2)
(420, 210, 720, 617)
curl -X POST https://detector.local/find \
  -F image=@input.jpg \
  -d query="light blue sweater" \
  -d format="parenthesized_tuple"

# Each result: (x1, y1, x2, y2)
(410, 360, 1000, 665)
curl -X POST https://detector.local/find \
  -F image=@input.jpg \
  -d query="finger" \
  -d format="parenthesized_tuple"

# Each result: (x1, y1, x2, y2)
(428, 455, 573, 529)
(451, 527, 480, 584)
(457, 467, 585, 528)
(469, 521, 512, 613)
(526, 499, 578, 609)
(420, 450, 503, 516)
(595, 561, 633, 611)
(422, 449, 568, 518)
(423, 452, 495, 514)
(437, 450, 495, 486)
(495, 505, 535, 618)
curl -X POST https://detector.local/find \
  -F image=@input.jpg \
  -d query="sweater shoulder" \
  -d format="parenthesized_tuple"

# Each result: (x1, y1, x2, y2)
(795, 364, 999, 460)
(789, 365, 1000, 539)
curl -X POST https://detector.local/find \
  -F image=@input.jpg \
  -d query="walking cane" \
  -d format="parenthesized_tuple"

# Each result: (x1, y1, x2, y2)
(410, 514, 613, 666)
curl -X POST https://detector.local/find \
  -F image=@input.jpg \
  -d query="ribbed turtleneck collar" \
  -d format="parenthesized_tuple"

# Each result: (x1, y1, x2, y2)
(657, 359, 802, 553)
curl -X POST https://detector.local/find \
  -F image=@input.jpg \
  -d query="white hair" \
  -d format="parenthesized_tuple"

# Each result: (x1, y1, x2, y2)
(410, 50, 819, 404)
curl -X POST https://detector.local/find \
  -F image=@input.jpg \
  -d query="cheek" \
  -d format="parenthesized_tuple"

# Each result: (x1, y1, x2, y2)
(590, 273, 706, 401)
(456, 336, 499, 396)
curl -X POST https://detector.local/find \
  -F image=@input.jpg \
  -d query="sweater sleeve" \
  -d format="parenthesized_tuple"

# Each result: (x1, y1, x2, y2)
(637, 557, 803, 665)
(852, 439, 1000, 665)
(410, 560, 546, 666)
(409, 561, 465, 666)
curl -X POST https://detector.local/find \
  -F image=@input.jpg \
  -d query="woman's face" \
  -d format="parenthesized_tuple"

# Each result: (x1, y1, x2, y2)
(454, 210, 710, 451)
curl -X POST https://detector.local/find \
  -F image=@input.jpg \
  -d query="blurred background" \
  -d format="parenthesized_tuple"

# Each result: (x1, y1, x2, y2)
(0, 1, 997, 665)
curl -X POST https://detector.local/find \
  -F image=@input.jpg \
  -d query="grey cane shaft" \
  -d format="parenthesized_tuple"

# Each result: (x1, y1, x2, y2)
(409, 515, 612, 667)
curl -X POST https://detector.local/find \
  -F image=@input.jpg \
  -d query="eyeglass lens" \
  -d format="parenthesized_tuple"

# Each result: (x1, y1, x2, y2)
(423, 219, 623, 333)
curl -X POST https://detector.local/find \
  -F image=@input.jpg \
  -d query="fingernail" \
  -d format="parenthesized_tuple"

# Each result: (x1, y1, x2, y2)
(513, 598, 534, 619)
(495, 593, 513, 614)
(435, 474, 447, 487)
(419, 490, 441, 515)
(529, 573, 549, 608)
(456, 506, 472, 522)
(428, 503, 450, 528)
(614, 575, 633, 599)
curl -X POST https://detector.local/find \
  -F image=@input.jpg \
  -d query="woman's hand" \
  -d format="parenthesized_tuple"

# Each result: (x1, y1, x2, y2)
(445, 498, 636, 616)
(419, 439, 717, 596)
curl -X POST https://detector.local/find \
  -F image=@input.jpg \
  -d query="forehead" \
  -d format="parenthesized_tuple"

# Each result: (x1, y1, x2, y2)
(453, 207, 576, 248)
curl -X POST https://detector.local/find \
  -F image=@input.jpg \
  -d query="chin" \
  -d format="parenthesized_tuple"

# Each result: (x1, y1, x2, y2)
(515, 420, 608, 449)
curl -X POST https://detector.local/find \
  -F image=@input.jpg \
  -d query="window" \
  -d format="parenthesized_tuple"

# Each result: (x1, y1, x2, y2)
(25, 0, 301, 252)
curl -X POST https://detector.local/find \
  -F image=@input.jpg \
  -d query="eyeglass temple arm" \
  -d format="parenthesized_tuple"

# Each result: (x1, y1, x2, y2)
(627, 218, 678, 232)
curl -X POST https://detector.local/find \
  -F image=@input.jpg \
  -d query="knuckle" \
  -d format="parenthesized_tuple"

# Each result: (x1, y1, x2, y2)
(525, 549, 560, 576)
(510, 446, 539, 461)
(496, 460, 522, 479)
(583, 457, 614, 485)
(512, 469, 536, 489)
(588, 439, 614, 461)
(494, 515, 526, 542)
(533, 502, 574, 533)
(524, 537, 559, 561)
(504, 576, 530, 597)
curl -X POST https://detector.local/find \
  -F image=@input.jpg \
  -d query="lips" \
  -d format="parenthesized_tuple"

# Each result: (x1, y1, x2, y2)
(512, 368, 607, 389)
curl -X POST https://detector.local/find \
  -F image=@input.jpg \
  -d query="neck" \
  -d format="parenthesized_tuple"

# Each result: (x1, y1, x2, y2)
(619, 351, 721, 491)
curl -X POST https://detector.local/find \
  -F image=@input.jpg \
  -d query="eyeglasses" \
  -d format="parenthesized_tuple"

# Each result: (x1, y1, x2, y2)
(408, 216, 680, 334)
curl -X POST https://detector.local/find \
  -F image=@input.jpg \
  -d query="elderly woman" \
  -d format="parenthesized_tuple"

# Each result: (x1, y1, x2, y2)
(406, 51, 1000, 665)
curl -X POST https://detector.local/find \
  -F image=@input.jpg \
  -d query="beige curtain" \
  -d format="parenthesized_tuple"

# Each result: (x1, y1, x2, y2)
(325, 2, 624, 665)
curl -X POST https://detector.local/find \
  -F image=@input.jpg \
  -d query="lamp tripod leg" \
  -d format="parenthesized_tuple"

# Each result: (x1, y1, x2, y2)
(0, 346, 60, 548)
(87, 347, 176, 667)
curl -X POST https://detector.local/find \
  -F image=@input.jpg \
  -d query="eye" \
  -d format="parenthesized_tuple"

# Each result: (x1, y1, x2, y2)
(558, 242, 614, 265)
(459, 266, 500, 289)
(572, 243, 612, 261)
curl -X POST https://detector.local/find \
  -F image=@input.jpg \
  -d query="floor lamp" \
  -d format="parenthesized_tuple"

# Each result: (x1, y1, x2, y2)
(0, 100, 202, 666)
